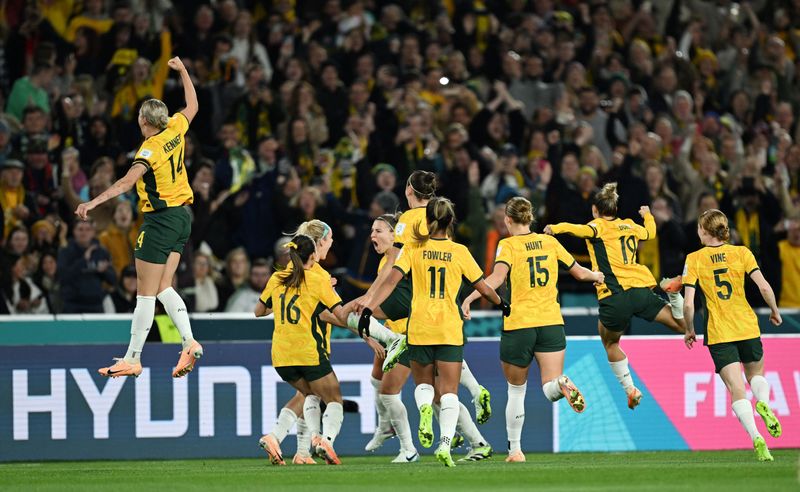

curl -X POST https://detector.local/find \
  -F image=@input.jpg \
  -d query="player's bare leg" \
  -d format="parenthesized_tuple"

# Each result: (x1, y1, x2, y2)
(158, 252, 202, 377)
(599, 322, 641, 409)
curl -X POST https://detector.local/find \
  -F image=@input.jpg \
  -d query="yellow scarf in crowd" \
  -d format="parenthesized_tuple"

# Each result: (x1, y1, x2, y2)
(735, 209, 760, 255)
(0, 185, 25, 239)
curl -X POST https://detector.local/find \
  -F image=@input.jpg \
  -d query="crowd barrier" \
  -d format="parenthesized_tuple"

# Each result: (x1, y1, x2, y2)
(1, 336, 797, 462)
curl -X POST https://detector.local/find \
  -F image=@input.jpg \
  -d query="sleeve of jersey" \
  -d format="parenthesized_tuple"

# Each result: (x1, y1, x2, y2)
(550, 222, 596, 238)
(462, 248, 485, 285)
(133, 146, 157, 171)
(554, 239, 576, 269)
(320, 282, 343, 311)
(494, 240, 512, 268)
(634, 213, 657, 240)
(171, 113, 190, 134)
(393, 247, 411, 275)
(393, 221, 408, 249)
(681, 256, 698, 288)
(259, 277, 275, 307)
(744, 249, 760, 276)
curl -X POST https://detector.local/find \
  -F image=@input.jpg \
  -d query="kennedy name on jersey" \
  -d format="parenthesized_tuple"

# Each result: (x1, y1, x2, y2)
(163, 133, 182, 153)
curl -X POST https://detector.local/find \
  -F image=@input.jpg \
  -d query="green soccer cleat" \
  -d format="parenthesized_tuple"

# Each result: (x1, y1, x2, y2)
(458, 443, 493, 462)
(755, 401, 782, 438)
(418, 404, 434, 448)
(382, 336, 408, 373)
(475, 386, 492, 424)
(753, 436, 774, 462)
(450, 433, 465, 450)
(434, 444, 456, 467)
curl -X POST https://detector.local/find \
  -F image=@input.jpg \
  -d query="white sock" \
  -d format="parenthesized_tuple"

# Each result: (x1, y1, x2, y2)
(438, 393, 459, 448)
(609, 358, 635, 392)
(414, 383, 435, 410)
(542, 378, 564, 402)
(157, 287, 195, 349)
(667, 292, 685, 319)
(370, 318, 400, 344)
(457, 402, 487, 447)
(296, 417, 310, 456)
(303, 395, 322, 438)
(371, 376, 391, 431)
(272, 408, 297, 443)
(750, 375, 770, 403)
(460, 360, 482, 401)
(322, 402, 344, 445)
(124, 296, 155, 363)
(506, 383, 526, 453)
(381, 393, 414, 451)
(732, 399, 761, 441)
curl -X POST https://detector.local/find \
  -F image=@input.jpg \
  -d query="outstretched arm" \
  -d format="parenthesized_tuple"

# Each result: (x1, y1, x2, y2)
(352, 245, 400, 311)
(568, 263, 604, 284)
(462, 263, 509, 319)
(75, 164, 146, 220)
(683, 285, 697, 348)
(168, 57, 198, 123)
(363, 268, 404, 313)
(750, 270, 783, 326)
(544, 223, 596, 238)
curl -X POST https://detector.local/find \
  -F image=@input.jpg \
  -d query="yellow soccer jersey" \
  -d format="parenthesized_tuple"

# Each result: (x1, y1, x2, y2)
(394, 238, 484, 346)
(683, 244, 760, 345)
(259, 264, 343, 367)
(551, 214, 656, 299)
(281, 261, 337, 354)
(378, 256, 407, 334)
(495, 233, 575, 330)
(778, 240, 800, 307)
(394, 207, 427, 250)
(133, 113, 194, 213)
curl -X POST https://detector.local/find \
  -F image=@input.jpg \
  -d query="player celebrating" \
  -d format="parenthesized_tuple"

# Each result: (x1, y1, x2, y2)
(76, 57, 202, 378)
(462, 197, 604, 462)
(679, 209, 783, 461)
(360, 198, 509, 467)
(544, 183, 686, 409)
(352, 170, 494, 425)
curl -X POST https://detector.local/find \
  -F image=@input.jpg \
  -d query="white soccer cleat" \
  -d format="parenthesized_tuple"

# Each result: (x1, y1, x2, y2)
(365, 425, 397, 452)
(391, 449, 420, 463)
(382, 335, 408, 372)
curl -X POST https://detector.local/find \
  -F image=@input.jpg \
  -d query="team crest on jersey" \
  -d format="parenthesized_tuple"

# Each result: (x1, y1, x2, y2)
(395, 223, 406, 235)
(139, 149, 153, 158)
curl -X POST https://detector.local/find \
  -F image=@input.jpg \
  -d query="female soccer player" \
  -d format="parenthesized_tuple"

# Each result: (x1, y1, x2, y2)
(360, 198, 509, 467)
(76, 57, 202, 378)
(353, 171, 494, 425)
(462, 197, 604, 462)
(369, 213, 495, 462)
(680, 209, 783, 461)
(544, 183, 686, 409)
(255, 235, 349, 465)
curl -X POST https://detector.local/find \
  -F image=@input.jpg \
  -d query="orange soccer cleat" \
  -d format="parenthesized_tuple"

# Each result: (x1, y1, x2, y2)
(627, 387, 643, 410)
(98, 359, 142, 378)
(558, 375, 586, 413)
(258, 434, 285, 465)
(312, 435, 341, 465)
(505, 450, 526, 463)
(659, 276, 683, 293)
(172, 341, 203, 378)
(292, 454, 317, 465)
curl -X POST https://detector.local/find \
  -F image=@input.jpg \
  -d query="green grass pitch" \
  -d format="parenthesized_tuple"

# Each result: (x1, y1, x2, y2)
(1, 451, 798, 491)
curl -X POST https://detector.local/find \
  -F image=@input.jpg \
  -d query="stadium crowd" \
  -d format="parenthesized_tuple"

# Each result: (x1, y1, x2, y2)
(1, 0, 800, 315)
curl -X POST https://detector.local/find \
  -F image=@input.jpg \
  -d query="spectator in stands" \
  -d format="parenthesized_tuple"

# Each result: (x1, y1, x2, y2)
(4, 254, 49, 314)
(58, 220, 116, 313)
(182, 251, 219, 313)
(98, 200, 137, 276)
(33, 251, 60, 313)
(0, 159, 37, 240)
(0, 120, 12, 164)
(217, 247, 249, 310)
(110, 265, 137, 313)
(778, 221, 800, 307)
(225, 257, 271, 312)
(5, 63, 54, 120)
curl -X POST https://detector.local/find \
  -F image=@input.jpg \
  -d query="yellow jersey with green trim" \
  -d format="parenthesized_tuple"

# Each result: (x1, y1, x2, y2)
(394, 207, 427, 251)
(551, 214, 656, 300)
(495, 233, 575, 330)
(682, 244, 760, 344)
(133, 113, 194, 213)
(378, 256, 407, 334)
(259, 264, 342, 367)
(394, 237, 483, 346)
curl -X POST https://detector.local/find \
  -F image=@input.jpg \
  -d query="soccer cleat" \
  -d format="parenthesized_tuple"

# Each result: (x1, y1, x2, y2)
(418, 403, 434, 448)
(98, 358, 142, 378)
(659, 276, 683, 293)
(292, 453, 316, 465)
(627, 387, 643, 410)
(458, 443, 493, 461)
(755, 401, 782, 438)
(365, 425, 397, 451)
(382, 335, 408, 372)
(505, 450, 526, 462)
(450, 433, 465, 450)
(558, 375, 586, 413)
(391, 449, 420, 463)
(172, 341, 203, 378)
(475, 386, 492, 424)
(258, 434, 285, 465)
(312, 436, 341, 465)
(434, 444, 456, 467)
(753, 436, 774, 462)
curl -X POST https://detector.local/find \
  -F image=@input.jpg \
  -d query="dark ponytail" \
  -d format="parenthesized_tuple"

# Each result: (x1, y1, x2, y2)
(281, 235, 316, 289)
(413, 197, 456, 242)
(407, 170, 438, 200)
